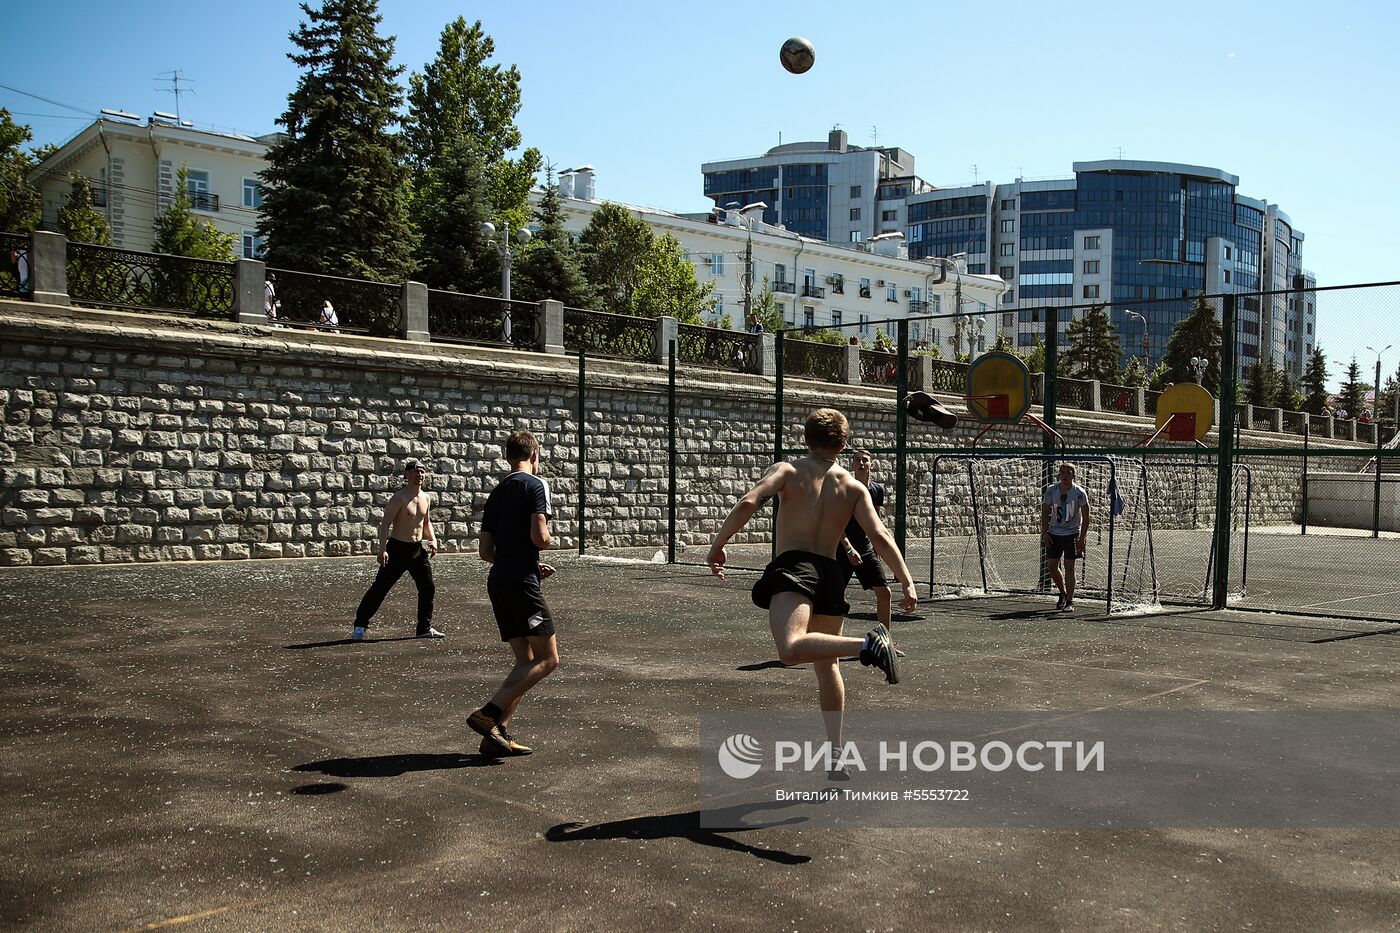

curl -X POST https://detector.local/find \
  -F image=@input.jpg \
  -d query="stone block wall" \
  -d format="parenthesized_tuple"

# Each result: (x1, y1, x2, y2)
(0, 301, 1368, 567)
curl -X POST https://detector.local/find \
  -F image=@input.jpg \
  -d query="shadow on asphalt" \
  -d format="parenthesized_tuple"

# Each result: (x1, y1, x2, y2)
(546, 803, 812, 865)
(293, 753, 504, 777)
(283, 635, 424, 649)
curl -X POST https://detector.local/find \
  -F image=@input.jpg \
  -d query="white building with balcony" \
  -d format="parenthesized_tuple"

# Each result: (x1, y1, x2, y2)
(31, 113, 281, 260)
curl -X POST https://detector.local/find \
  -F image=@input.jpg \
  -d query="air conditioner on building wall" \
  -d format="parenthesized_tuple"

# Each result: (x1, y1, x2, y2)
(702, 256, 714, 265)
(876, 280, 885, 286)
(903, 289, 913, 297)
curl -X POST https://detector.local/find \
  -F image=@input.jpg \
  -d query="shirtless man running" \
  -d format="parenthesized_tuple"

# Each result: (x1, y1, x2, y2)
(350, 459, 443, 640)
(707, 408, 915, 724)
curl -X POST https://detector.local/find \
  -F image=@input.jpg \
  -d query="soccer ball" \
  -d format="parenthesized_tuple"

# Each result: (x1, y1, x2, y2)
(780, 37, 815, 75)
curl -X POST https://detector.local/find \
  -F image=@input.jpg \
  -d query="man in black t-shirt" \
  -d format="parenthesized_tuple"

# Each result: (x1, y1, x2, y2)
(836, 449, 899, 652)
(467, 430, 558, 757)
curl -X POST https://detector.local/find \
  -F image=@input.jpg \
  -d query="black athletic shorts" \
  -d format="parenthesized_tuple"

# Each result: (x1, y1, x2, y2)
(752, 550, 850, 618)
(838, 547, 890, 591)
(488, 573, 557, 642)
(1046, 533, 1082, 561)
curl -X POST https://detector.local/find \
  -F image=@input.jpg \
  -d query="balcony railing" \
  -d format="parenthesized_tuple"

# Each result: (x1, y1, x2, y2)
(801, 283, 825, 299)
(190, 191, 220, 212)
(909, 299, 929, 314)
(773, 280, 796, 294)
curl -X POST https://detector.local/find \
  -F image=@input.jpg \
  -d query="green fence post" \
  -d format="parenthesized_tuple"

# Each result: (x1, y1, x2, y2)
(772, 331, 784, 559)
(577, 349, 586, 557)
(1301, 421, 1309, 535)
(1040, 306, 1058, 592)
(1211, 294, 1238, 609)
(1374, 356, 1384, 538)
(668, 339, 677, 562)
(895, 319, 910, 554)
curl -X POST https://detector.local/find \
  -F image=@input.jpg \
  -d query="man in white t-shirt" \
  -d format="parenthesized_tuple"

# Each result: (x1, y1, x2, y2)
(1041, 463, 1090, 613)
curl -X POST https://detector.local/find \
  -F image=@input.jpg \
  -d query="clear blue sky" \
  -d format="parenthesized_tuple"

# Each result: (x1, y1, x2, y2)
(5, 0, 1397, 389)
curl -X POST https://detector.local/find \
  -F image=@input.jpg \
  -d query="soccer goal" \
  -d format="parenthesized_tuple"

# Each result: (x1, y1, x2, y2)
(928, 454, 1251, 612)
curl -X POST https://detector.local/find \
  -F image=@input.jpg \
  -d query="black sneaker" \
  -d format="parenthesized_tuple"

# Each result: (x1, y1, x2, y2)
(827, 766, 851, 783)
(1062, 598, 1075, 613)
(479, 733, 532, 757)
(859, 623, 900, 684)
(467, 709, 510, 754)
(1055, 591, 1066, 611)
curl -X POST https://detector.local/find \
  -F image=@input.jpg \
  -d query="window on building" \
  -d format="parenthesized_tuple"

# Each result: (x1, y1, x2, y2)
(859, 277, 871, 298)
(804, 307, 815, 328)
(242, 178, 263, 209)
(774, 263, 786, 284)
(241, 230, 265, 259)
(850, 185, 862, 198)
(1002, 312, 1015, 328)
(978, 302, 987, 314)
(999, 265, 1014, 281)
(1002, 290, 1015, 304)
(849, 231, 863, 243)
(930, 295, 941, 314)
(849, 208, 861, 221)
(887, 282, 897, 302)
(831, 309, 842, 327)
(911, 286, 921, 303)
(782, 304, 794, 324)
(1083, 260, 1099, 274)
(711, 254, 724, 275)
(1083, 284, 1100, 299)
(1000, 198, 1015, 210)
(999, 242, 1014, 256)
(187, 168, 214, 211)
(911, 322, 921, 342)
(859, 314, 870, 336)
(1223, 270, 1231, 283)
(1001, 219, 1015, 233)
(1084, 235, 1100, 250)
(1224, 246, 1232, 260)
(881, 209, 897, 222)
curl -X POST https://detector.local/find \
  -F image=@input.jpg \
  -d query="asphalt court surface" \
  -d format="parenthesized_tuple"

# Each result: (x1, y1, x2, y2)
(2, 552, 1399, 931)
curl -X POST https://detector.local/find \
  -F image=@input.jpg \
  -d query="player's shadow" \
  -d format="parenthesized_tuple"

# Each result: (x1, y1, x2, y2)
(293, 753, 503, 777)
(284, 635, 423, 649)
(846, 611, 924, 623)
(546, 802, 811, 864)
(737, 658, 866, 671)
(987, 608, 1059, 620)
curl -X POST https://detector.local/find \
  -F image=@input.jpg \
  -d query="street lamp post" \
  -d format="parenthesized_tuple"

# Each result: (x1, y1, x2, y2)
(1124, 310, 1148, 369)
(481, 220, 532, 342)
(1190, 355, 1207, 385)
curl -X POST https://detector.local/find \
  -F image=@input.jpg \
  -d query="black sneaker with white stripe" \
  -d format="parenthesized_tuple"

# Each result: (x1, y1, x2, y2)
(859, 623, 900, 684)
(1055, 591, 1067, 611)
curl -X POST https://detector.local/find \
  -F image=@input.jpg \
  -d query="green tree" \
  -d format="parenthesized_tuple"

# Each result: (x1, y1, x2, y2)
(990, 331, 1014, 353)
(1023, 337, 1046, 373)
(750, 276, 784, 333)
(0, 109, 42, 233)
(1338, 357, 1365, 416)
(259, 0, 417, 281)
(152, 166, 237, 260)
(403, 17, 540, 236)
(1120, 355, 1147, 388)
(1163, 295, 1222, 394)
(631, 233, 714, 322)
(578, 202, 652, 313)
(56, 174, 111, 245)
(1274, 372, 1305, 412)
(1302, 346, 1329, 415)
(1146, 362, 1170, 392)
(512, 170, 591, 306)
(1060, 304, 1122, 382)
(1244, 357, 1285, 408)
(411, 136, 493, 292)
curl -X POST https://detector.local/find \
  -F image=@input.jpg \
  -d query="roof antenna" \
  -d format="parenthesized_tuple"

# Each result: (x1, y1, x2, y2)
(154, 70, 196, 122)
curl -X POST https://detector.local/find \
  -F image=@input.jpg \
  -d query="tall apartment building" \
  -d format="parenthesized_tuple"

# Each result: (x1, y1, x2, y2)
(702, 130, 931, 245)
(702, 145, 1314, 377)
(31, 114, 281, 260)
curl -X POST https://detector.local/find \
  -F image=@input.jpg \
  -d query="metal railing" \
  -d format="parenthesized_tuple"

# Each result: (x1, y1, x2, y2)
(676, 324, 757, 374)
(783, 338, 844, 382)
(428, 290, 538, 350)
(190, 192, 220, 212)
(801, 283, 825, 299)
(1, 232, 28, 299)
(563, 306, 657, 361)
(1099, 381, 1136, 414)
(926, 358, 970, 393)
(266, 267, 401, 336)
(773, 280, 796, 294)
(68, 242, 234, 318)
(1055, 376, 1095, 411)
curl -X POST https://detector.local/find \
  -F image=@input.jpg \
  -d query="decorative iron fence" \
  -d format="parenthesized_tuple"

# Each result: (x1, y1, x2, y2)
(1308, 413, 1330, 435)
(1144, 389, 1161, 416)
(783, 339, 843, 382)
(1055, 377, 1094, 411)
(1099, 382, 1136, 414)
(926, 358, 969, 393)
(858, 349, 917, 388)
(266, 267, 401, 336)
(68, 243, 234, 318)
(1282, 410, 1308, 434)
(1, 232, 29, 299)
(675, 324, 757, 373)
(428, 290, 538, 350)
(563, 307, 656, 361)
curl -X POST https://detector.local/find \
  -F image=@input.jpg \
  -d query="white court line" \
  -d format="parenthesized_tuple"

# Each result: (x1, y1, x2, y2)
(1292, 585, 1400, 609)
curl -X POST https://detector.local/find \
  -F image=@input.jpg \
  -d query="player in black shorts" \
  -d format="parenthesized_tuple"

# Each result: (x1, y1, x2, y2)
(468, 430, 558, 757)
(836, 449, 902, 655)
